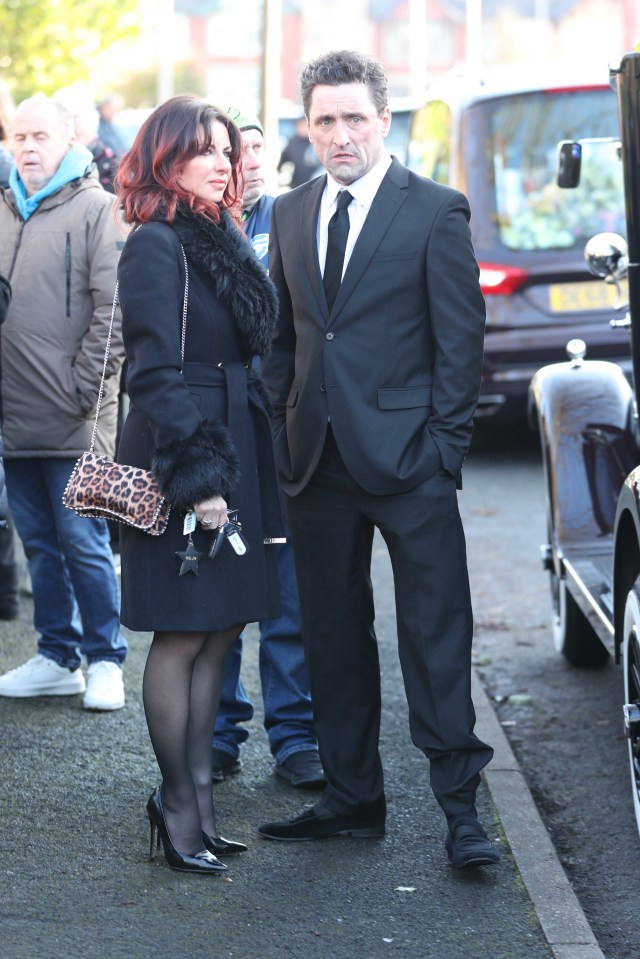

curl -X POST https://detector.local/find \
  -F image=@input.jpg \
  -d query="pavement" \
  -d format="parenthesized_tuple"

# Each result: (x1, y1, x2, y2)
(0, 545, 605, 959)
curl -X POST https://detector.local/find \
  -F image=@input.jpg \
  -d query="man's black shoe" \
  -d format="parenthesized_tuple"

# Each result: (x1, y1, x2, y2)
(445, 815, 500, 868)
(211, 747, 242, 784)
(274, 750, 326, 789)
(258, 805, 385, 841)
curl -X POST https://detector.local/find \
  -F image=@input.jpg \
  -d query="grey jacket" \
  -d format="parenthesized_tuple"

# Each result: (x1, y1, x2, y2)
(0, 170, 126, 459)
(0, 272, 10, 526)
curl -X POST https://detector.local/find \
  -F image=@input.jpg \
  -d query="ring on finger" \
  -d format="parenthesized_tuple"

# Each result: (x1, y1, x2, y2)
(203, 518, 213, 526)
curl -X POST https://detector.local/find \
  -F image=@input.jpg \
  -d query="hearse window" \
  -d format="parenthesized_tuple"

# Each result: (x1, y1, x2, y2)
(490, 88, 623, 251)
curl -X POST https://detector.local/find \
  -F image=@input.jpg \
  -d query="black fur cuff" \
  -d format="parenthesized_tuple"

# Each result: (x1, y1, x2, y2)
(151, 419, 241, 510)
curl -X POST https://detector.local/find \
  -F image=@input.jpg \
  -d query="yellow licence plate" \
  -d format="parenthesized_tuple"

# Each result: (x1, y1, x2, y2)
(549, 279, 628, 312)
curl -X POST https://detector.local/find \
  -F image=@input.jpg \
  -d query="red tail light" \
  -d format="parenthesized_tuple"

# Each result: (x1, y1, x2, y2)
(478, 263, 529, 296)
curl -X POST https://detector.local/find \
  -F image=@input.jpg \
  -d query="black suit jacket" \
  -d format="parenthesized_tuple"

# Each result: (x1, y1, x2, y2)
(263, 157, 486, 497)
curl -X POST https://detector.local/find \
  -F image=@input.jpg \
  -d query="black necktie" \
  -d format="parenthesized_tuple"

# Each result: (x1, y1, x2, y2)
(323, 190, 353, 312)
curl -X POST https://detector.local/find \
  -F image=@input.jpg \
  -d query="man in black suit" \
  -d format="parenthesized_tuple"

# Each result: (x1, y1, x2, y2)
(260, 50, 499, 868)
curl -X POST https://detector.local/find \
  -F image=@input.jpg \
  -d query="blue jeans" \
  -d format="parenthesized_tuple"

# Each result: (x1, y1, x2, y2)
(5, 458, 127, 669)
(212, 536, 317, 764)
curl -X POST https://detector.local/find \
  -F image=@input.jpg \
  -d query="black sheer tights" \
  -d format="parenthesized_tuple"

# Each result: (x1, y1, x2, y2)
(142, 626, 242, 855)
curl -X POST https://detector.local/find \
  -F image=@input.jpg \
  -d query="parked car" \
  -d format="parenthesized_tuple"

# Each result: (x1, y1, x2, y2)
(407, 63, 629, 420)
(528, 51, 640, 835)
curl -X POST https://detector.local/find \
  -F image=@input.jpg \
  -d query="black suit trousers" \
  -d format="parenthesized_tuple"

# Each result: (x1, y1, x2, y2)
(285, 428, 493, 821)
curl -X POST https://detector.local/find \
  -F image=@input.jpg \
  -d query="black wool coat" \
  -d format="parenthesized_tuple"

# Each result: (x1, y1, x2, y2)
(116, 207, 283, 632)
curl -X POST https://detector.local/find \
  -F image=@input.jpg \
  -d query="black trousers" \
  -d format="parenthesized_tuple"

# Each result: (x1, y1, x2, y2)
(285, 427, 493, 822)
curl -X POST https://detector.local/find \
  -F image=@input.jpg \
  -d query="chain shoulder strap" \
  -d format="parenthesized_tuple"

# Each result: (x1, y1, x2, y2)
(89, 244, 189, 452)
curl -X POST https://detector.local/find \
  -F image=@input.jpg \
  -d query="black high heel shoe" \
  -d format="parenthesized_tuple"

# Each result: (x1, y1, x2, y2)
(202, 831, 248, 855)
(146, 788, 228, 874)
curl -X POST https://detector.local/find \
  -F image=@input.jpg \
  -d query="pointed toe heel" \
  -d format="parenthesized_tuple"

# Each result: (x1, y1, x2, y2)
(146, 788, 228, 874)
(202, 831, 248, 855)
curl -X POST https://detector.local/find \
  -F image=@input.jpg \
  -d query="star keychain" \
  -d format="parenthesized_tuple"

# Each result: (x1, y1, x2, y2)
(176, 510, 203, 576)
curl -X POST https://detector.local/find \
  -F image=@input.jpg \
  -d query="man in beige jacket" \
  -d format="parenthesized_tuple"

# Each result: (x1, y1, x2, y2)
(0, 96, 127, 710)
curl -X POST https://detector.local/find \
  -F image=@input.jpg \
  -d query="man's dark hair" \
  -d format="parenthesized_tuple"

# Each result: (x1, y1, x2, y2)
(300, 50, 388, 118)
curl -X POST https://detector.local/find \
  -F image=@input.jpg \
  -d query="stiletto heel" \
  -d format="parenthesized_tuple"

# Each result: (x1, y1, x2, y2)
(148, 812, 161, 860)
(146, 788, 228, 874)
(202, 831, 248, 855)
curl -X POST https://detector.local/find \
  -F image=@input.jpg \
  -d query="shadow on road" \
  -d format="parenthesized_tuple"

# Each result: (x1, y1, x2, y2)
(470, 415, 542, 461)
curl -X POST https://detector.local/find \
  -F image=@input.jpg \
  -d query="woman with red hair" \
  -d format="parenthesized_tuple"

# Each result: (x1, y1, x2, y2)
(115, 96, 282, 874)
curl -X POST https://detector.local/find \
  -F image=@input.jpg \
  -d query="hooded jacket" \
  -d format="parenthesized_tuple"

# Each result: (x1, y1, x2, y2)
(242, 192, 274, 268)
(0, 169, 126, 459)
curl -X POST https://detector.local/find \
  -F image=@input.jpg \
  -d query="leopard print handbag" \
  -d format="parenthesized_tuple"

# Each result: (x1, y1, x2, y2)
(62, 246, 188, 536)
(62, 450, 171, 536)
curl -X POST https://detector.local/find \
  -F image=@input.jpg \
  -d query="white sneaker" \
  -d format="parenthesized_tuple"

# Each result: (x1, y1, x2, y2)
(0, 654, 86, 698)
(83, 661, 125, 711)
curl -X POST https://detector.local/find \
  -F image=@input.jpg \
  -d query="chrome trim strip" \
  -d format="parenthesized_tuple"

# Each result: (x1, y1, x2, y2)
(563, 556, 615, 637)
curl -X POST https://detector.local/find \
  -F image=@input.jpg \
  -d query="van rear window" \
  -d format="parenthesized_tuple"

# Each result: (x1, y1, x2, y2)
(491, 88, 624, 251)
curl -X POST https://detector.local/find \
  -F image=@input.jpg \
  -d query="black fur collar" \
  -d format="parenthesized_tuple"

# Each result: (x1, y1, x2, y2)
(171, 205, 278, 358)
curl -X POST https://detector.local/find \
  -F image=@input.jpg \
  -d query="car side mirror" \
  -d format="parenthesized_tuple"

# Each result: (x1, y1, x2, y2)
(584, 232, 628, 281)
(556, 140, 582, 188)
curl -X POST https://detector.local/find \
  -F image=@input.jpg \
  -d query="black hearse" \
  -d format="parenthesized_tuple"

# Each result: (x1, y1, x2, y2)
(529, 51, 640, 833)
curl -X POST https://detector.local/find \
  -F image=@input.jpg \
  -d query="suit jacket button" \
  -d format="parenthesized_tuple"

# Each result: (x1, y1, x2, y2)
(325, 332, 334, 340)
(320, 383, 326, 392)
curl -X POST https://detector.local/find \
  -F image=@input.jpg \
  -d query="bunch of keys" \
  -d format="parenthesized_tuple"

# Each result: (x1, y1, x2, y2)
(177, 509, 248, 576)
(208, 509, 249, 559)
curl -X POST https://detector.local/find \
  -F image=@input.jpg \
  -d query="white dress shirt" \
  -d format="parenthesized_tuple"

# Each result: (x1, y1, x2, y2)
(318, 151, 393, 280)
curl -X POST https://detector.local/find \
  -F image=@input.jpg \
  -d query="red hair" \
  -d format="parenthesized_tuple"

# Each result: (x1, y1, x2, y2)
(115, 95, 242, 224)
